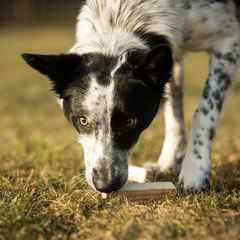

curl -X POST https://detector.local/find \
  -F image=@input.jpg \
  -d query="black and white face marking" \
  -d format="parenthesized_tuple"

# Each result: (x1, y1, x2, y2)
(22, 43, 173, 193)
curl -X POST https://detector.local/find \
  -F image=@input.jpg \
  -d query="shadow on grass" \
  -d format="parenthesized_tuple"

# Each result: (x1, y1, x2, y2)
(214, 160, 240, 192)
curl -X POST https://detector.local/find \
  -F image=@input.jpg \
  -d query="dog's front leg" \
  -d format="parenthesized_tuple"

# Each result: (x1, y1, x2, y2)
(144, 61, 186, 176)
(158, 61, 186, 174)
(180, 37, 240, 192)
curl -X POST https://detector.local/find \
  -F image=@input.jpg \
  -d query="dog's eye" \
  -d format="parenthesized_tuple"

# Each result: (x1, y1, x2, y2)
(77, 116, 89, 127)
(126, 118, 137, 129)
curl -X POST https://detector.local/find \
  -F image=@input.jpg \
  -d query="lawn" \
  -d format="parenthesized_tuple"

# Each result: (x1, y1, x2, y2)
(0, 25, 240, 240)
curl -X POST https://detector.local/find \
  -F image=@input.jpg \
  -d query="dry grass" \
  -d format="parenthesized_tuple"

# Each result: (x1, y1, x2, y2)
(0, 25, 240, 240)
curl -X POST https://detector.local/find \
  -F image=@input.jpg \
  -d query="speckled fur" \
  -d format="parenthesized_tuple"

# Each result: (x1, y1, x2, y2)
(178, 0, 240, 191)
(71, 0, 240, 192)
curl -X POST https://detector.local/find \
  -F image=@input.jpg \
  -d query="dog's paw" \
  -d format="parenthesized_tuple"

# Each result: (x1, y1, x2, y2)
(144, 162, 178, 182)
(143, 162, 161, 181)
(158, 138, 186, 174)
(179, 157, 210, 193)
(144, 162, 160, 173)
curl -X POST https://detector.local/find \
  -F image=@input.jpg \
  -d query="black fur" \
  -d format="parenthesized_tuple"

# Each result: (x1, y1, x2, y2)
(22, 53, 84, 97)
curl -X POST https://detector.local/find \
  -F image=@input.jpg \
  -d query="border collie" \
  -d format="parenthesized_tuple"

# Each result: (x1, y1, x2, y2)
(22, 0, 240, 193)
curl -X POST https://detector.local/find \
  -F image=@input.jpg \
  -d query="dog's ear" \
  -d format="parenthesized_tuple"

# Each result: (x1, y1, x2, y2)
(22, 53, 82, 97)
(130, 36, 174, 91)
(142, 43, 173, 85)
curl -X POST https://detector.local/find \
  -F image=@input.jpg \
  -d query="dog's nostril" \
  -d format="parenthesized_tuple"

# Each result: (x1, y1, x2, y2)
(92, 168, 124, 193)
(92, 167, 108, 185)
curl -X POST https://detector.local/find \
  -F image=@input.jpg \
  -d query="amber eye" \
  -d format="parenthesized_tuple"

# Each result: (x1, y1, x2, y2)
(77, 116, 89, 127)
(126, 118, 137, 129)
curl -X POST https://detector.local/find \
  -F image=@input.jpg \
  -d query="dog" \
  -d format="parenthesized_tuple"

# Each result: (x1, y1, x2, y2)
(22, 0, 240, 193)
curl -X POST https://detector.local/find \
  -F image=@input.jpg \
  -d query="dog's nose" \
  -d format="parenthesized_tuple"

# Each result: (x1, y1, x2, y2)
(92, 167, 124, 193)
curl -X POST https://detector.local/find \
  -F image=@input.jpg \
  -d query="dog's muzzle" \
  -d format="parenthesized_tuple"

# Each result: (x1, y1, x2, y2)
(92, 166, 127, 193)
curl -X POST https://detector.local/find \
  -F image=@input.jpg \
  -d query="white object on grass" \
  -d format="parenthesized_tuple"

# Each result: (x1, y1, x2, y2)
(128, 165, 147, 183)
(118, 182, 176, 200)
(101, 182, 176, 201)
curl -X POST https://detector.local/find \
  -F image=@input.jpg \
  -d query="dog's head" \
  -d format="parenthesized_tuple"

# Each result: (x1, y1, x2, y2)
(22, 37, 173, 193)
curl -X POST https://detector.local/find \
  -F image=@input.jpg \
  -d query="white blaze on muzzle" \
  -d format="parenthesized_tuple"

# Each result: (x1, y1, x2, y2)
(79, 76, 115, 187)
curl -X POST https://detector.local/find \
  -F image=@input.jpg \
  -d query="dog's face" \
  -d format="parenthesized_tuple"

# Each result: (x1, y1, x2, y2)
(22, 41, 173, 193)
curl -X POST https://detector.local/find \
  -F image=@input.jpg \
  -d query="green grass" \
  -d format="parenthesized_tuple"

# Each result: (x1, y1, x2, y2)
(0, 25, 240, 240)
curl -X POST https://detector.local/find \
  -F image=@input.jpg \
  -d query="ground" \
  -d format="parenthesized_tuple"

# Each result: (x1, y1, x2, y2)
(0, 25, 240, 240)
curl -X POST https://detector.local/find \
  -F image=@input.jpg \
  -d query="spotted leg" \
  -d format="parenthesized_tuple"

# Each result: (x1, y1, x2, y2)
(145, 61, 186, 175)
(179, 37, 240, 192)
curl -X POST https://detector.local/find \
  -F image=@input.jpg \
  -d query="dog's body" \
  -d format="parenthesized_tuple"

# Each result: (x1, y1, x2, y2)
(23, 0, 240, 193)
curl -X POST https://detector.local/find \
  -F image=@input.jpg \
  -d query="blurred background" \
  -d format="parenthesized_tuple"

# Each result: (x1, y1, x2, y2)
(1, 0, 84, 26)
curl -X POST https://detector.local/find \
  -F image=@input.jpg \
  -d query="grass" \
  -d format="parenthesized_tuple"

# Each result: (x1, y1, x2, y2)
(0, 25, 240, 240)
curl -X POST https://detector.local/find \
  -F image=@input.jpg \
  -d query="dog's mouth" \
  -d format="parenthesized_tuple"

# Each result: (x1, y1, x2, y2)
(84, 162, 129, 194)
(101, 192, 112, 199)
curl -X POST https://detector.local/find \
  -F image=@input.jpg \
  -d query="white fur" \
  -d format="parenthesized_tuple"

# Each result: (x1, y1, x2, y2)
(79, 77, 115, 187)
(110, 52, 127, 78)
(71, 0, 184, 56)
